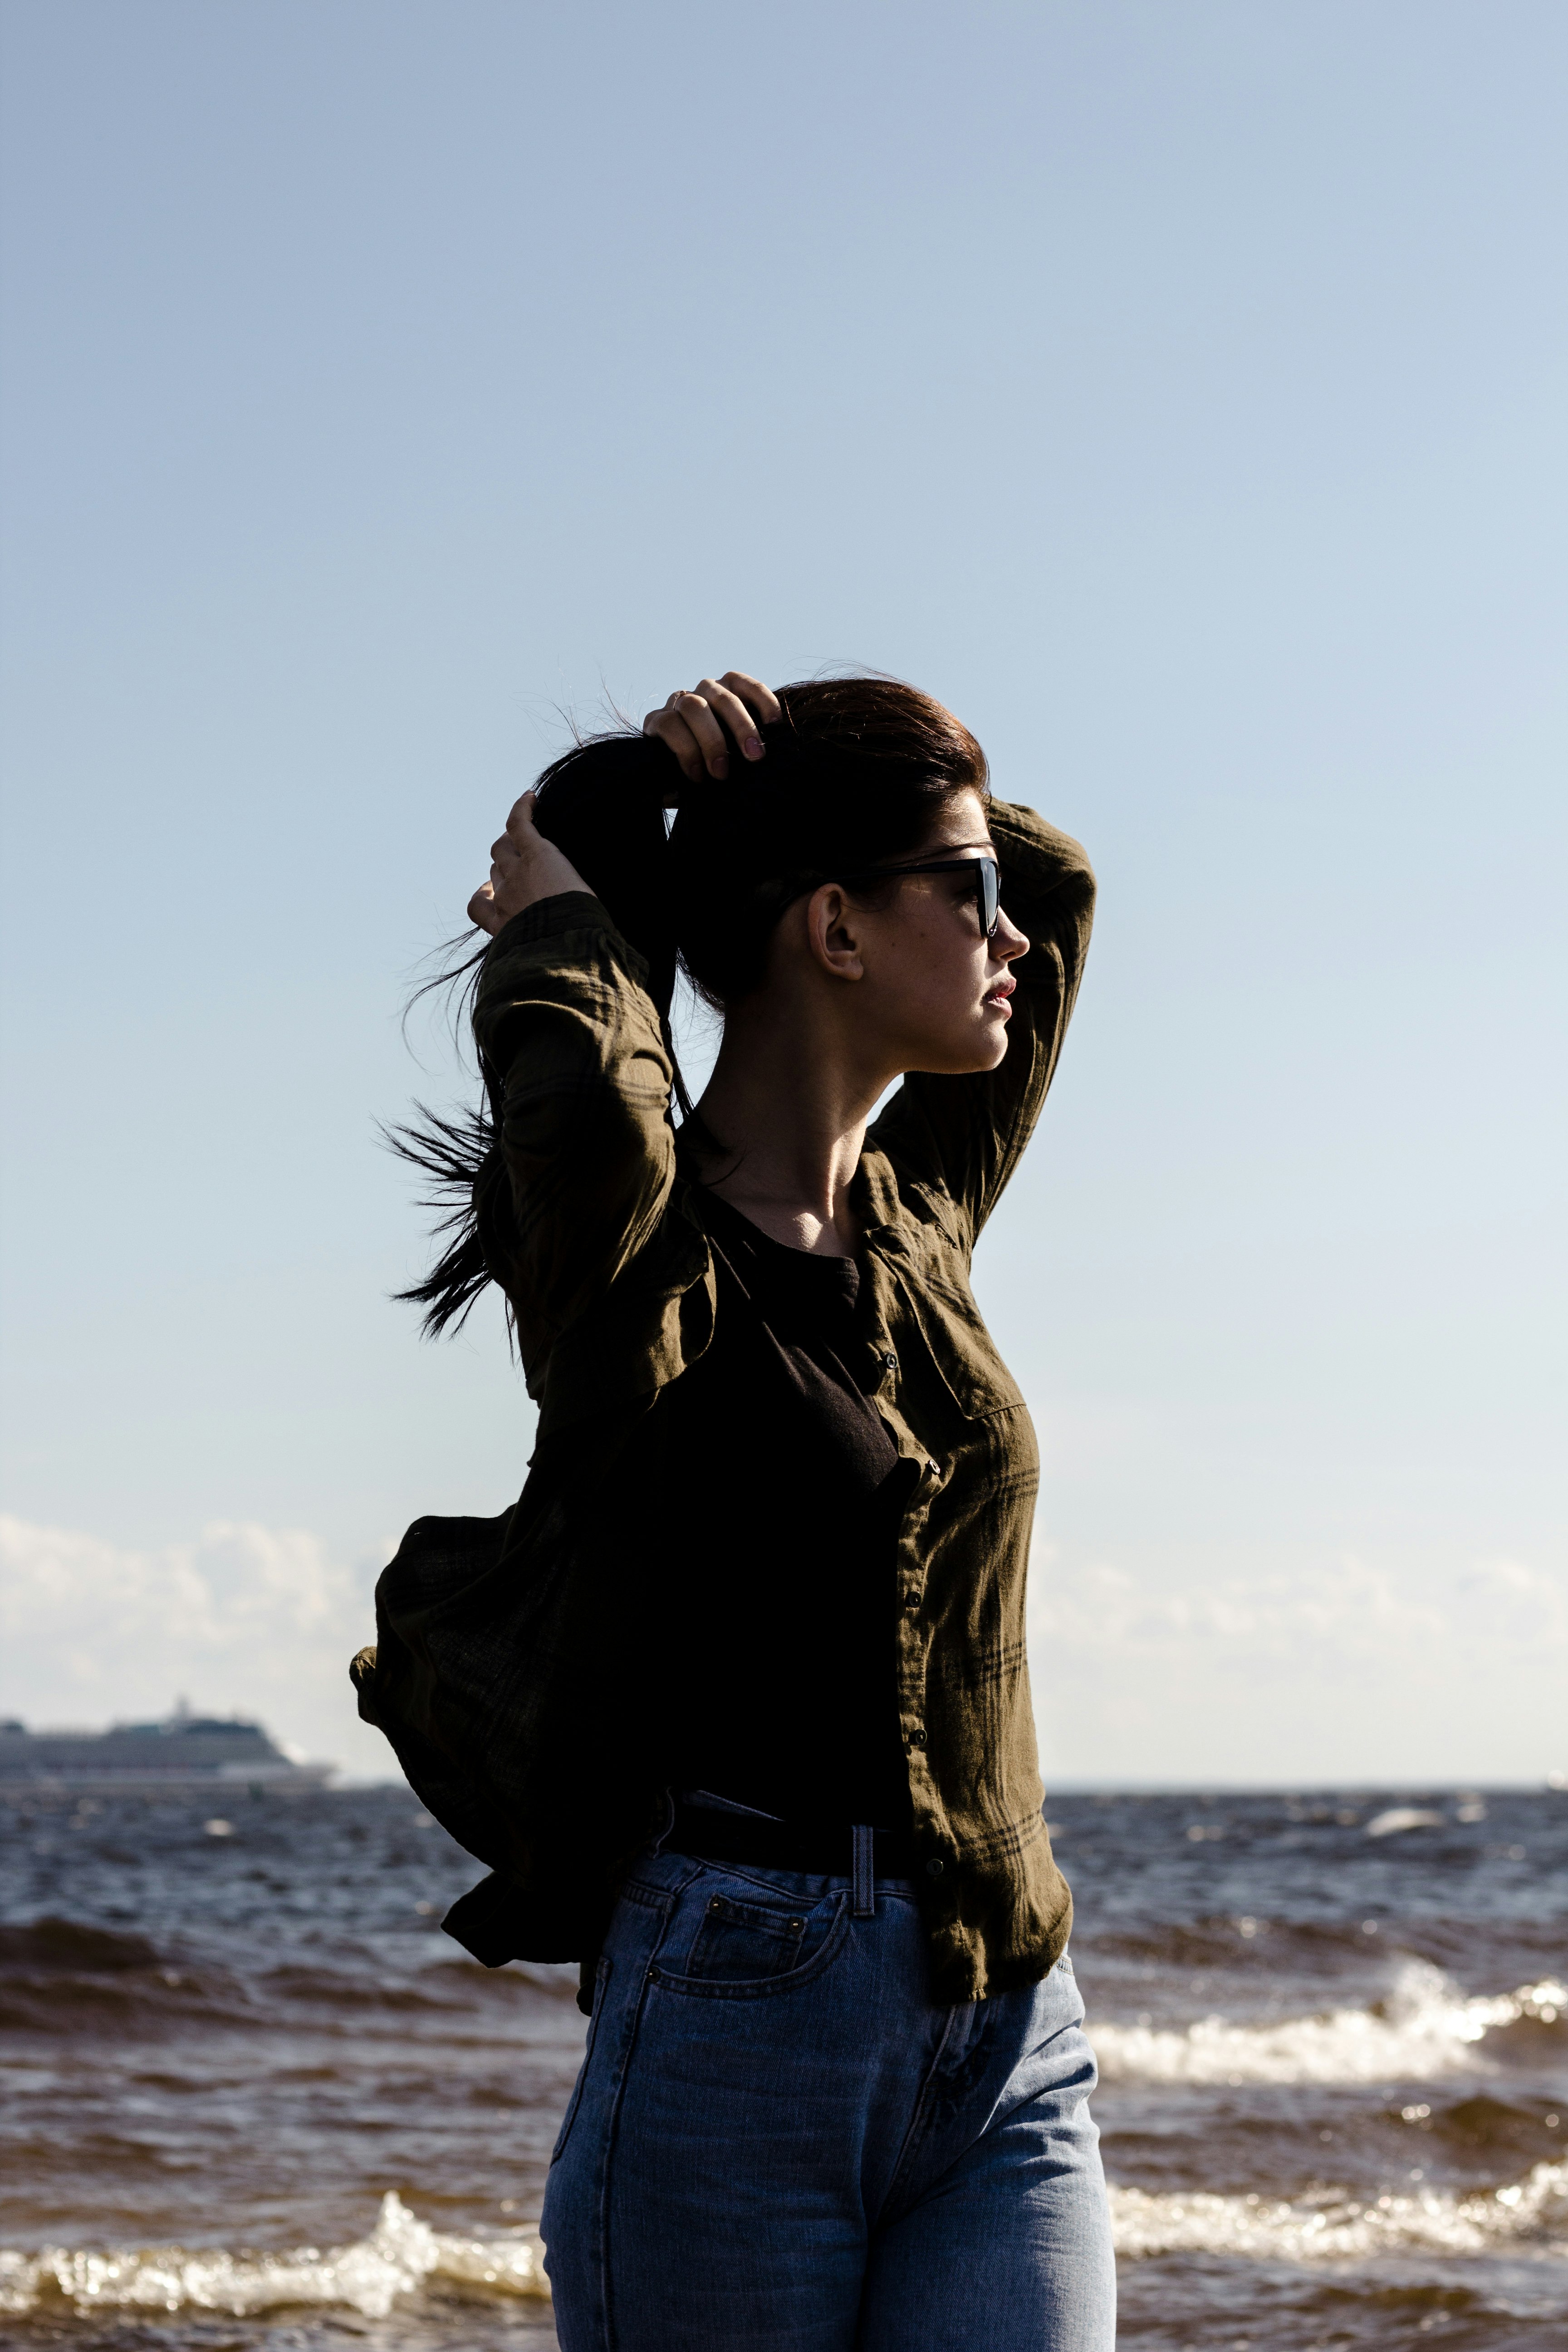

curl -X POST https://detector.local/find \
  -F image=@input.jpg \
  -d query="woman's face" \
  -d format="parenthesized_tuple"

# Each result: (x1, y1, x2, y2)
(814, 788, 1031, 1077)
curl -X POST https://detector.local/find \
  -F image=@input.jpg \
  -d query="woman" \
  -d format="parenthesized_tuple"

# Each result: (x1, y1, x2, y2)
(355, 671, 1110, 2347)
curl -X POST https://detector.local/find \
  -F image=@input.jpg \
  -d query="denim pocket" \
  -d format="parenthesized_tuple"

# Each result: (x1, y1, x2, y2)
(650, 1872, 849, 2000)
(550, 1952, 611, 2163)
(681, 1886, 813, 1980)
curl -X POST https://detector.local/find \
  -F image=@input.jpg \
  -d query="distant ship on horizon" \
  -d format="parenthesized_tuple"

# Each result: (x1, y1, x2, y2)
(0, 1701, 334, 1793)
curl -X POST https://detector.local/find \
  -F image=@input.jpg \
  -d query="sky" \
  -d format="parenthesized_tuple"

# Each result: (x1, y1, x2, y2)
(1, 0, 1563, 1784)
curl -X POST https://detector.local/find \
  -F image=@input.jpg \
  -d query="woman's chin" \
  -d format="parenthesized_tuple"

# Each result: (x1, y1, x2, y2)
(961, 1024, 1012, 1075)
(903, 1011, 1012, 1077)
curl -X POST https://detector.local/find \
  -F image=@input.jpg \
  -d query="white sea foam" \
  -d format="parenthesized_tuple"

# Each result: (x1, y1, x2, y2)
(1364, 1806, 1445, 1838)
(4, 2169, 1564, 2314)
(1110, 2159, 1568, 2264)
(1092, 1964, 1566, 2087)
(0, 2154, 1561, 2305)
(0, 2192, 550, 2321)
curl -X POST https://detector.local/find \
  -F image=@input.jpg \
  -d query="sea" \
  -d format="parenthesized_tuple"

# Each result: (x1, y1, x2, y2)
(2, 1784, 1564, 2350)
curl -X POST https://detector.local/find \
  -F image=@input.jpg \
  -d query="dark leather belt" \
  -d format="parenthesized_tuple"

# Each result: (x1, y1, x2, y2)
(666, 1798, 921, 1882)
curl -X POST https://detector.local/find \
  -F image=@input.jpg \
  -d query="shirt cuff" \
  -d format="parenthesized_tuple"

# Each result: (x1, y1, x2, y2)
(489, 890, 617, 952)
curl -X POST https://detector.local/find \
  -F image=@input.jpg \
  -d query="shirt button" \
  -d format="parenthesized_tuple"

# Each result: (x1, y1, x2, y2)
(926, 1460, 940, 1478)
(881, 1350, 897, 1370)
(926, 1857, 946, 1879)
(908, 1727, 927, 1748)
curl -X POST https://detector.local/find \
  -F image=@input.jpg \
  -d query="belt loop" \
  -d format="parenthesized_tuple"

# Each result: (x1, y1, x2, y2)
(851, 1823, 875, 1918)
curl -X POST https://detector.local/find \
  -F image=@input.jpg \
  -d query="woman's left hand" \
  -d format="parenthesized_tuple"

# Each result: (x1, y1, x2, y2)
(643, 672, 782, 787)
(468, 789, 589, 936)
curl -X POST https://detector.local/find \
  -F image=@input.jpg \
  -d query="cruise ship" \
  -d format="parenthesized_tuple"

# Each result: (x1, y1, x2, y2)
(0, 1708, 334, 1794)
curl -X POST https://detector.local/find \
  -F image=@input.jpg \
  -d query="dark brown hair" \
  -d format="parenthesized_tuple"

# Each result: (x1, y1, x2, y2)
(392, 676, 987, 1334)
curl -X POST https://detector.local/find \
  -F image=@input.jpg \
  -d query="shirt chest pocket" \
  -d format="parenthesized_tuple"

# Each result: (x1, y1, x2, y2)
(892, 1260, 1026, 1428)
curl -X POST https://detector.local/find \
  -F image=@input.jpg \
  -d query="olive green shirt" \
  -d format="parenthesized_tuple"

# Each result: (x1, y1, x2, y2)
(353, 799, 1094, 2005)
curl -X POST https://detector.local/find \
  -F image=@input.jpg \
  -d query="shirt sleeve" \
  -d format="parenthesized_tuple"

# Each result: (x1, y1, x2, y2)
(866, 800, 1096, 1248)
(473, 891, 676, 1353)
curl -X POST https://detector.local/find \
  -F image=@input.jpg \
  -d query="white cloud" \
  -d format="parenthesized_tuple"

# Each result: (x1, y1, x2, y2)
(1031, 1553, 1455, 1656)
(0, 1516, 395, 1775)
(1028, 1541, 1567, 1784)
(1455, 1555, 1568, 1643)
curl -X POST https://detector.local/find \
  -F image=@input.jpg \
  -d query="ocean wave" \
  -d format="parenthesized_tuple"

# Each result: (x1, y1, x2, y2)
(1110, 2158, 1568, 2263)
(1092, 1962, 1566, 2087)
(5, 2170, 1564, 2316)
(0, 1920, 161, 1973)
(0, 1916, 573, 2034)
(0, 2194, 550, 2321)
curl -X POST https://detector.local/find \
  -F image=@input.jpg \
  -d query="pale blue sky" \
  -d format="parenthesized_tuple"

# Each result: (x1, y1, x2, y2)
(1, 1, 1563, 1779)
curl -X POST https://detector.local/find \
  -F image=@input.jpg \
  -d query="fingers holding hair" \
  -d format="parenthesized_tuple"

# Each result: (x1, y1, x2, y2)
(645, 690, 728, 784)
(642, 671, 782, 785)
(484, 789, 533, 894)
(468, 788, 591, 934)
(705, 672, 782, 756)
(503, 787, 542, 846)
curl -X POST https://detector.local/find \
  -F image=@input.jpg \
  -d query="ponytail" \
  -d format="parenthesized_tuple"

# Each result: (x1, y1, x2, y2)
(531, 734, 681, 1023)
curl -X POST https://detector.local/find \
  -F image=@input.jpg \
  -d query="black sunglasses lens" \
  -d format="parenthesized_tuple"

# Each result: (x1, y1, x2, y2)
(979, 861, 999, 936)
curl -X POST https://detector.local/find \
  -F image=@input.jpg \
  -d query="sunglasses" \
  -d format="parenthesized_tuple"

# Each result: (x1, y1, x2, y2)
(827, 854, 1002, 941)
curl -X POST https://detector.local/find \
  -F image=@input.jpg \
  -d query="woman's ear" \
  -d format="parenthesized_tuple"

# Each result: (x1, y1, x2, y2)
(805, 883, 866, 983)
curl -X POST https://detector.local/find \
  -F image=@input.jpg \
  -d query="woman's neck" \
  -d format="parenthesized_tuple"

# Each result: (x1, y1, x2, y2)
(686, 995, 891, 1257)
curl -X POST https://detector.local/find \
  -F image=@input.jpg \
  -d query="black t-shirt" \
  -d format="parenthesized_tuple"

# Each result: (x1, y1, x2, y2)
(646, 1187, 914, 1831)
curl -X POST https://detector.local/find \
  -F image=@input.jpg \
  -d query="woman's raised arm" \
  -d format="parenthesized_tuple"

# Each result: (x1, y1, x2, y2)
(869, 801, 1096, 1249)
(470, 804, 677, 1367)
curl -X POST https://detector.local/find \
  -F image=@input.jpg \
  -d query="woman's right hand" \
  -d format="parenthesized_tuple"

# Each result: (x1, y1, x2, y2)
(468, 790, 590, 937)
(642, 671, 782, 787)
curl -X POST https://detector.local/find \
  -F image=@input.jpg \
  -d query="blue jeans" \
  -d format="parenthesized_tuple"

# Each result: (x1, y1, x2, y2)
(541, 1847, 1116, 2349)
